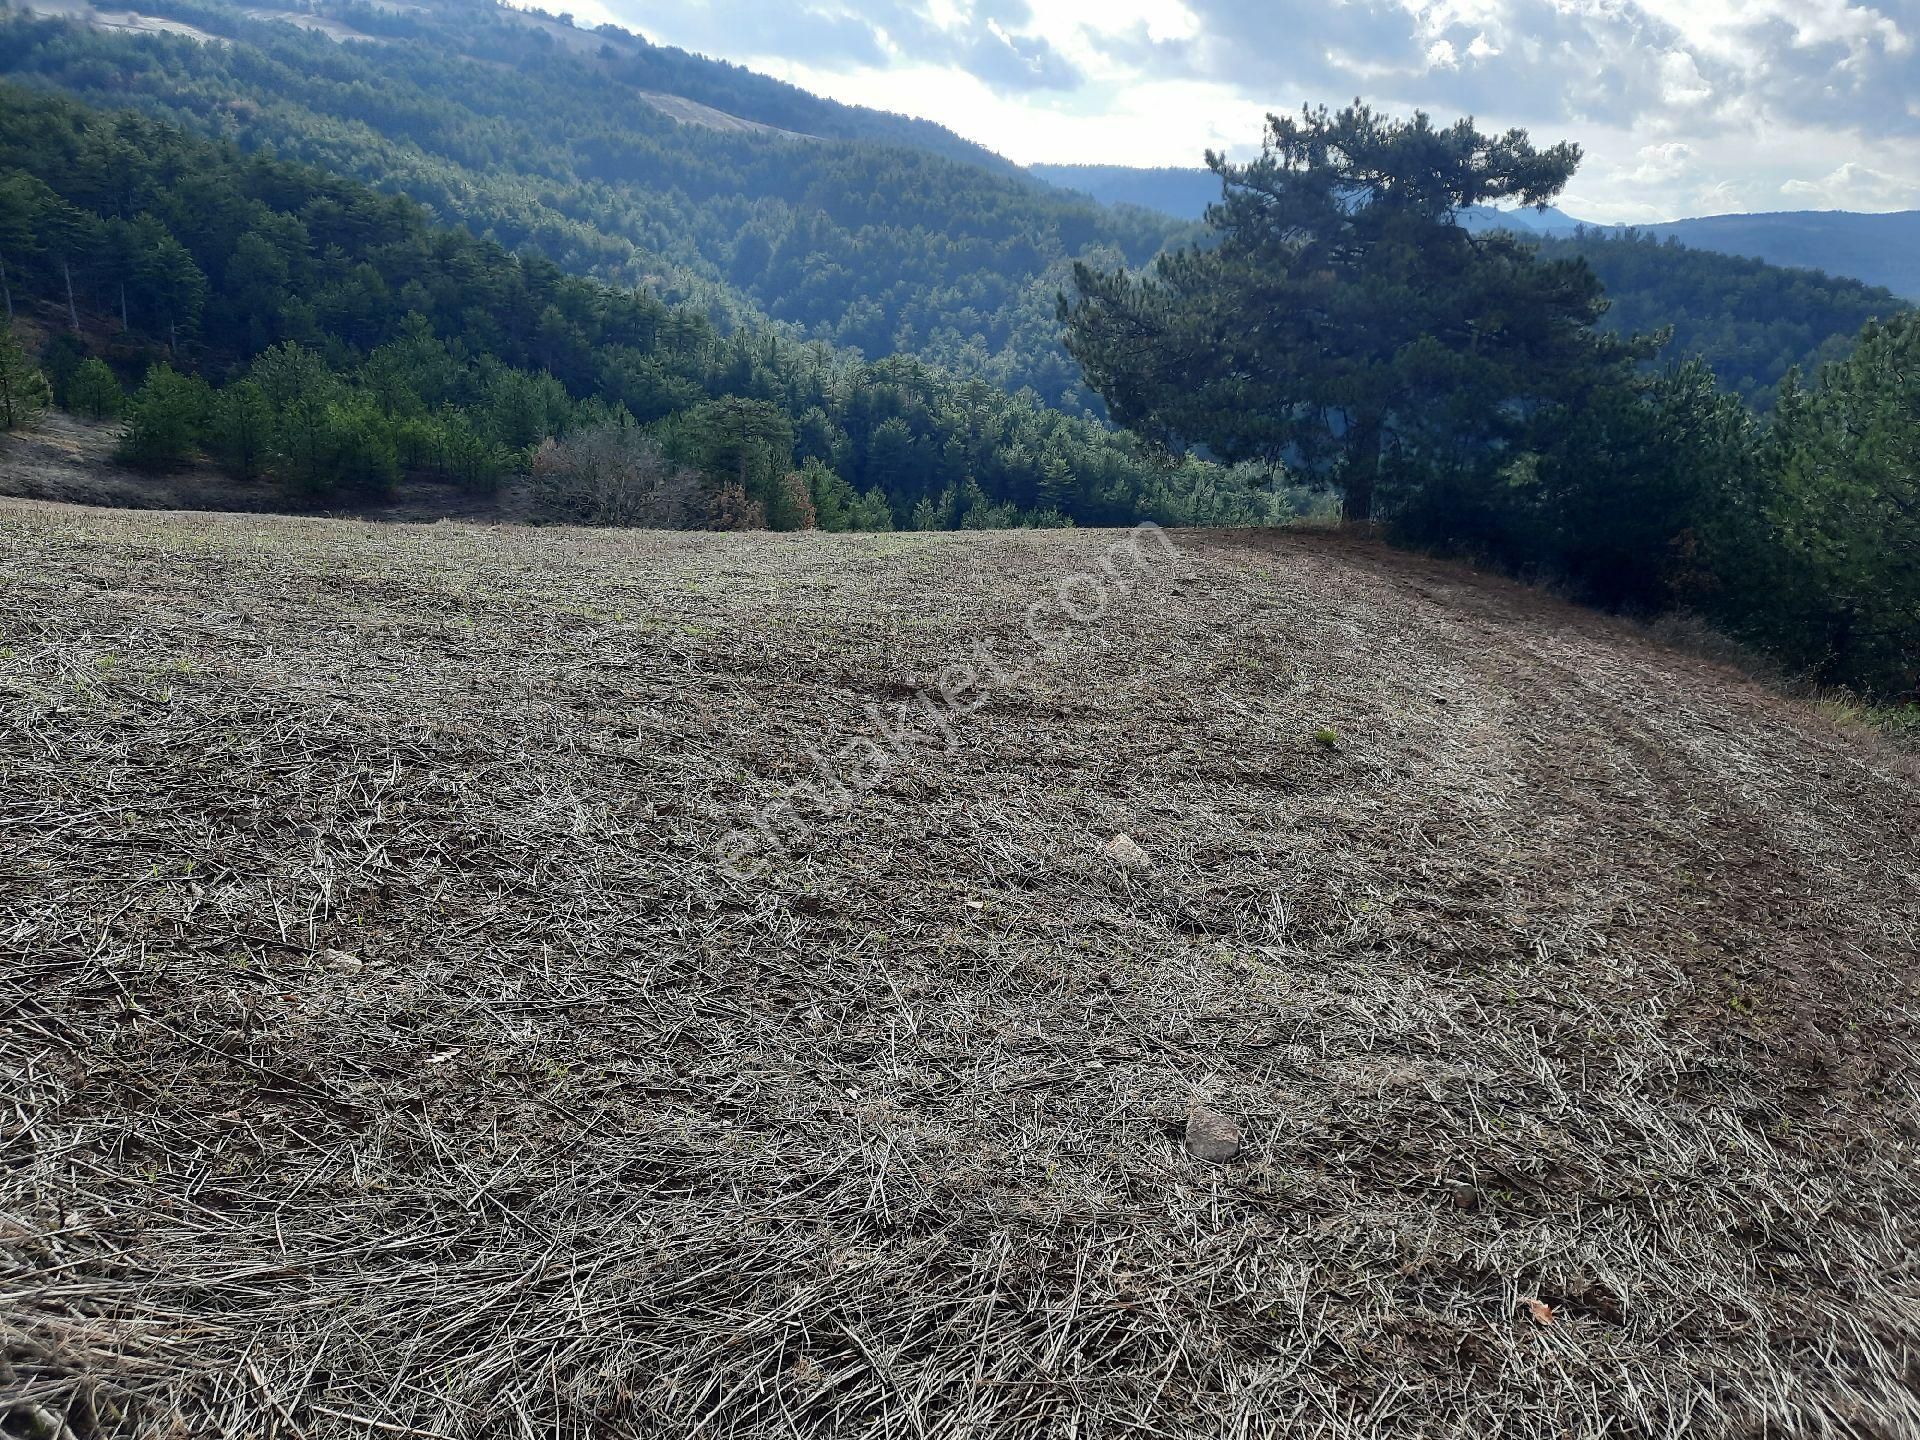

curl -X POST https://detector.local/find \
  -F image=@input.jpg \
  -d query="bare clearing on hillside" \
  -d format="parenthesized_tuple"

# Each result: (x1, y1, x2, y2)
(0, 414, 538, 525)
(2, 499, 1917, 1439)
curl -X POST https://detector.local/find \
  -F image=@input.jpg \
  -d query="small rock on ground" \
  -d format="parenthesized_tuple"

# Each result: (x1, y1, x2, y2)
(1185, 1105, 1242, 1162)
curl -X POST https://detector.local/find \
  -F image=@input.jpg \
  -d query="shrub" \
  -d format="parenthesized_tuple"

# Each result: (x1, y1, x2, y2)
(703, 479, 767, 532)
(530, 422, 701, 526)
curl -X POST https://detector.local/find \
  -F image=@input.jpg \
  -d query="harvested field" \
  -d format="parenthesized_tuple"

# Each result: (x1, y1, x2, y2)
(1, 497, 1917, 1439)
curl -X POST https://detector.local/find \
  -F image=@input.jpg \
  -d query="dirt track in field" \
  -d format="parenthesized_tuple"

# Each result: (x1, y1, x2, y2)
(2, 498, 1917, 1439)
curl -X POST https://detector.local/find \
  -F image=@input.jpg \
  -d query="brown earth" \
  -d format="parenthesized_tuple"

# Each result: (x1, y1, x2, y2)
(1, 498, 1916, 1439)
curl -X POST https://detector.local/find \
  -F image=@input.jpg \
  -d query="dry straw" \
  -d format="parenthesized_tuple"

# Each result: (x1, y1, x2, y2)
(2, 500, 1917, 1438)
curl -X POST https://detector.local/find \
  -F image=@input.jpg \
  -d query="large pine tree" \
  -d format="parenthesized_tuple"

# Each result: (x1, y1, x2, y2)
(1061, 102, 1654, 521)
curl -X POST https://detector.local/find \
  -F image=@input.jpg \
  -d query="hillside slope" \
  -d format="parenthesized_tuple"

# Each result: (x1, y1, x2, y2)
(3, 500, 1917, 1437)
(0, 0, 1184, 411)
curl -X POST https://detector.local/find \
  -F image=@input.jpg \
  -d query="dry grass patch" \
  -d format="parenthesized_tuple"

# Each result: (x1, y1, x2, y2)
(1, 501, 1917, 1438)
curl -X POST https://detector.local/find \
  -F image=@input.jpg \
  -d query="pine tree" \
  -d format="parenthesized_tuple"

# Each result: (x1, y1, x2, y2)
(67, 356, 121, 421)
(801, 457, 858, 531)
(0, 176, 43, 325)
(766, 470, 819, 532)
(211, 379, 273, 480)
(115, 365, 208, 469)
(1062, 103, 1652, 522)
(688, 397, 795, 509)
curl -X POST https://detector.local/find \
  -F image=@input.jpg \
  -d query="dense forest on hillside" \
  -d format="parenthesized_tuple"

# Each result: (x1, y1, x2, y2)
(0, 85, 1266, 528)
(1539, 230, 1905, 406)
(0, 0, 1188, 414)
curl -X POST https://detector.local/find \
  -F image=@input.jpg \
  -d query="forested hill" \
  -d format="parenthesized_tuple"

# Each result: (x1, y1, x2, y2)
(1629, 210, 1920, 303)
(0, 0, 1188, 414)
(469, 3, 1025, 178)
(1541, 230, 1906, 406)
(0, 83, 1267, 528)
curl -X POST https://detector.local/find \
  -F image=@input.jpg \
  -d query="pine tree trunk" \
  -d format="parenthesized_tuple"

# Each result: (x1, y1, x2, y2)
(63, 259, 79, 331)
(119, 283, 129, 333)
(1, 254, 11, 322)
(1341, 413, 1382, 524)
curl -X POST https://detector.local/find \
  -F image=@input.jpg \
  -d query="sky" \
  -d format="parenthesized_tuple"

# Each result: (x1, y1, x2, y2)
(565, 0, 1920, 223)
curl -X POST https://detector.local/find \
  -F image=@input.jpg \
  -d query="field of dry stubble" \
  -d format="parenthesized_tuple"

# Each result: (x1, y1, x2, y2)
(3, 497, 1918, 1439)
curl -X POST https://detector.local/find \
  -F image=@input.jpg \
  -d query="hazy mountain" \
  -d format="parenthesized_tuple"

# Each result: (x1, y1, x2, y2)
(1627, 211, 1920, 301)
(1028, 163, 1224, 219)
(1457, 204, 1585, 235)
(1032, 162, 1585, 235)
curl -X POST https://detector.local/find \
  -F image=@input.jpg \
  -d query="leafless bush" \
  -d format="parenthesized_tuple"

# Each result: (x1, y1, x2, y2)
(530, 424, 702, 528)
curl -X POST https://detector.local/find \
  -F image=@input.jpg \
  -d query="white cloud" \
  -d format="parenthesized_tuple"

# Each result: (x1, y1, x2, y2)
(1624, 141, 1695, 184)
(1658, 50, 1713, 105)
(1781, 160, 1913, 208)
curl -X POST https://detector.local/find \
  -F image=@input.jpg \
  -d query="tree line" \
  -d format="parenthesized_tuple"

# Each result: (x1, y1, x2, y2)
(1063, 105, 1918, 700)
(0, 83, 1270, 529)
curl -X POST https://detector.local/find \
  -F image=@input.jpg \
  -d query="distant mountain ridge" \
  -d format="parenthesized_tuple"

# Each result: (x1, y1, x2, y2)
(1033, 163, 1583, 233)
(1028, 162, 1920, 300)
(1627, 210, 1920, 302)
(1027, 163, 1223, 218)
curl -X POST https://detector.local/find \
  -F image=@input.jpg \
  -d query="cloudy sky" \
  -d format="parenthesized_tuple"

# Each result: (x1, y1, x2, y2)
(569, 0, 1918, 222)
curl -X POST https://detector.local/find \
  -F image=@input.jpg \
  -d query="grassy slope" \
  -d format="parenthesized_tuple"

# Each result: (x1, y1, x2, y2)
(0, 412, 537, 521)
(3, 499, 1917, 1437)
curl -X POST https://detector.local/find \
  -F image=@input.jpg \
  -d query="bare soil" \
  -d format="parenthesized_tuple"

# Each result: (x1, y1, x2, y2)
(1, 498, 1916, 1439)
